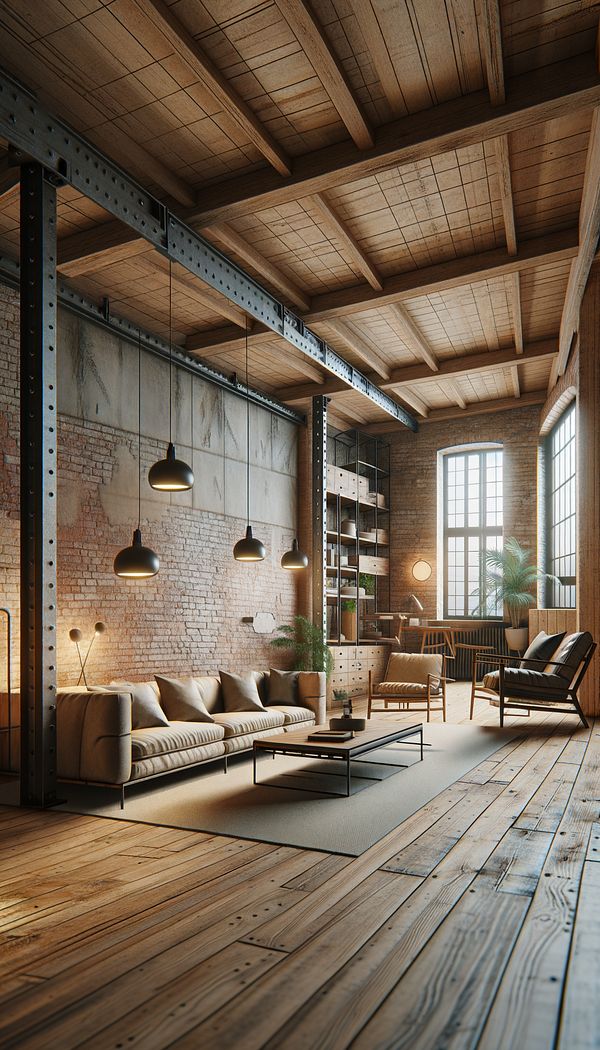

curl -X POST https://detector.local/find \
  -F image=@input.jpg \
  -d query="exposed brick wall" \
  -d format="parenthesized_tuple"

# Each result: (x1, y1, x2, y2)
(388, 406, 541, 619)
(0, 285, 300, 689)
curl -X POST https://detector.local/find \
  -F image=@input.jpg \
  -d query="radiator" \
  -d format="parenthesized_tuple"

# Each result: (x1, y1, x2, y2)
(402, 624, 509, 681)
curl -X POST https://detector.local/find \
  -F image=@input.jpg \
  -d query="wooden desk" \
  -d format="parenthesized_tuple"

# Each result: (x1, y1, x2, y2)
(365, 616, 496, 659)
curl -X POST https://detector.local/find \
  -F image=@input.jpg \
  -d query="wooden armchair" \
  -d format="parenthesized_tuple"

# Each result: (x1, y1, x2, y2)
(470, 631, 595, 727)
(368, 652, 449, 722)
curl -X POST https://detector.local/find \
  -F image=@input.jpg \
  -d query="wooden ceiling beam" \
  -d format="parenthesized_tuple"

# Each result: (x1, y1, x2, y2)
(510, 364, 521, 398)
(91, 124, 195, 209)
(475, 2, 517, 258)
(362, 390, 546, 431)
(57, 221, 147, 277)
(142, 255, 248, 329)
(306, 228, 578, 322)
(274, 338, 557, 400)
(554, 106, 600, 382)
(136, 0, 291, 177)
(349, 0, 406, 116)
(393, 387, 430, 418)
(387, 303, 439, 372)
(325, 318, 390, 379)
(0, 153, 19, 203)
(308, 193, 383, 290)
(275, 0, 373, 150)
(185, 322, 324, 384)
(382, 338, 556, 388)
(200, 222, 310, 312)
(184, 54, 600, 226)
(446, 378, 467, 410)
(510, 272, 523, 352)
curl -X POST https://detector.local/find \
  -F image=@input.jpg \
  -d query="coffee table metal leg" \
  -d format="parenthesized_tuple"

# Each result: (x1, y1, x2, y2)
(253, 747, 257, 785)
(420, 728, 423, 761)
(346, 753, 351, 796)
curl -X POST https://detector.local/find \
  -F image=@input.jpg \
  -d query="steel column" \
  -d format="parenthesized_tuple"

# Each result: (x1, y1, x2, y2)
(19, 163, 59, 807)
(312, 395, 328, 644)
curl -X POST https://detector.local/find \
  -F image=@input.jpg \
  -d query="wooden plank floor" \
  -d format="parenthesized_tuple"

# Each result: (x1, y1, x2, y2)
(0, 686, 597, 1050)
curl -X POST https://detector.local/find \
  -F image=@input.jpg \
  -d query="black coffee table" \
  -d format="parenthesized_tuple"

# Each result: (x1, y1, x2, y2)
(253, 721, 424, 797)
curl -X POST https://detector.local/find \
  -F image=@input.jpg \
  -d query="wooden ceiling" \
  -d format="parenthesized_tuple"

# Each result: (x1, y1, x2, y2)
(0, 0, 598, 427)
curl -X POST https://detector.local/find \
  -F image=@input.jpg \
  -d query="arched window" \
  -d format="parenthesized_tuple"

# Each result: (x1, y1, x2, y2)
(439, 444, 503, 618)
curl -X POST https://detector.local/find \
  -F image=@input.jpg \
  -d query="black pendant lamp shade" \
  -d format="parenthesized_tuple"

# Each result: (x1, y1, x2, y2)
(233, 524, 266, 562)
(233, 320, 266, 562)
(114, 331, 160, 579)
(281, 538, 309, 570)
(114, 528, 159, 578)
(148, 442, 194, 491)
(148, 259, 193, 492)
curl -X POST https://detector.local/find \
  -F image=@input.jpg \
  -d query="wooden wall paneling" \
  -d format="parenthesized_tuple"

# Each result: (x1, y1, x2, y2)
(576, 268, 600, 716)
(528, 609, 577, 641)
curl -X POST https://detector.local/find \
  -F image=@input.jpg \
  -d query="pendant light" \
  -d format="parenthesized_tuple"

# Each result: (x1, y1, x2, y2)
(281, 537, 309, 570)
(114, 332, 160, 579)
(148, 259, 194, 492)
(233, 319, 266, 562)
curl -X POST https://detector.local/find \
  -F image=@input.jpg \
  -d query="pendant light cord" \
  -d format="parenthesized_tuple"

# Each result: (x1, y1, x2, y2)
(137, 329, 142, 529)
(168, 258, 173, 443)
(245, 316, 250, 527)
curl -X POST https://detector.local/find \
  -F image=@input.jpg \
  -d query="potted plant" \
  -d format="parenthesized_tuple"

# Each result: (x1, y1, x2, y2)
(477, 537, 557, 651)
(341, 598, 357, 642)
(270, 615, 333, 677)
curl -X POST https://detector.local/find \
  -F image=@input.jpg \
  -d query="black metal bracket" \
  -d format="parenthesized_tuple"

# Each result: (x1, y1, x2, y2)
(0, 70, 416, 429)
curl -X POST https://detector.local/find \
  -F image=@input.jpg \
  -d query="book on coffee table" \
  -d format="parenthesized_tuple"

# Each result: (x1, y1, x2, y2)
(307, 730, 353, 741)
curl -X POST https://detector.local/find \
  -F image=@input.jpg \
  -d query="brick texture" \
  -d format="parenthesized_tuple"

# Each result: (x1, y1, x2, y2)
(388, 407, 541, 619)
(0, 286, 299, 689)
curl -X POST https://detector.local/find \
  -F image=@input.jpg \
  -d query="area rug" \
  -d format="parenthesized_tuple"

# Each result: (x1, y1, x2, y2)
(50, 723, 518, 856)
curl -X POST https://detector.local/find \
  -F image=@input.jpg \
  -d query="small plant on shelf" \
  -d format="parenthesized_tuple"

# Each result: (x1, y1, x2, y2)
(359, 572, 375, 596)
(270, 615, 333, 678)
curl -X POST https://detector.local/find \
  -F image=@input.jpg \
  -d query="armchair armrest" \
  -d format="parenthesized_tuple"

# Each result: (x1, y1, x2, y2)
(57, 688, 132, 786)
(473, 652, 520, 668)
(297, 671, 326, 725)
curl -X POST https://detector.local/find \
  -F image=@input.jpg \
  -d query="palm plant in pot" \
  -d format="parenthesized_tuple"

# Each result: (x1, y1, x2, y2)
(477, 537, 557, 651)
(270, 615, 333, 677)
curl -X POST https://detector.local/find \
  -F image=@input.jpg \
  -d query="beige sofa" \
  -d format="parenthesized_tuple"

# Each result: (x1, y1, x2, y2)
(56, 671, 326, 806)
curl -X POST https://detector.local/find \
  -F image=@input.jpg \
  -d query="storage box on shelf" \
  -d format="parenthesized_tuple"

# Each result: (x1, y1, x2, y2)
(325, 427, 391, 648)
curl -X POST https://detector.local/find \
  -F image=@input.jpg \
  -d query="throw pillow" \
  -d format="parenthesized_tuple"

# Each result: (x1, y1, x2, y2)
(108, 680, 169, 730)
(154, 675, 215, 722)
(89, 682, 169, 730)
(220, 670, 266, 712)
(520, 631, 565, 670)
(268, 668, 300, 705)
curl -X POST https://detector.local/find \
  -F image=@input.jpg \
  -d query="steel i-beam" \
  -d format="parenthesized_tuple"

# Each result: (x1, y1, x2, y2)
(20, 163, 59, 807)
(312, 396, 328, 643)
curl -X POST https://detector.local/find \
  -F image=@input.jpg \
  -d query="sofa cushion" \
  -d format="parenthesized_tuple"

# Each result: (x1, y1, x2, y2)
(269, 705, 315, 726)
(131, 720, 224, 761)
(375, 681, 441, 697)
(155, 675, 214, 722)
(549, 631, 594, 680)
(105, 680, 169, 730)
(130, 739, 225, 780)
(520, 631, 565, 670)
(268, 668, 300, 705)
(212, 709, 285, 738)
(220, 670, 266, 712)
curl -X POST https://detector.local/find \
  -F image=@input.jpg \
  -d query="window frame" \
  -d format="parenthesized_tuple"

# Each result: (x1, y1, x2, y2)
(544, 402, 576, 609)
(442, 445, 504, 620)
